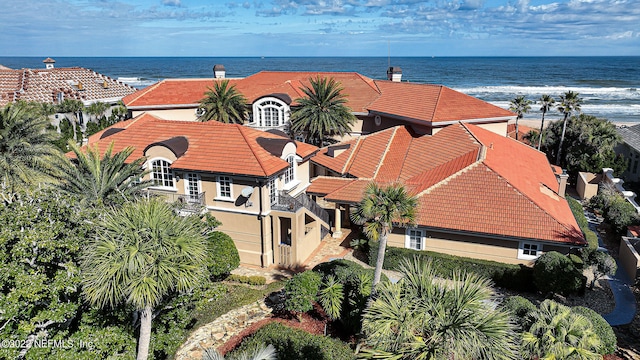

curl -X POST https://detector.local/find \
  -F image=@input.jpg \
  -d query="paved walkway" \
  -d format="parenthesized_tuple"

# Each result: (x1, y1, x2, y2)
(586, 211, 637, 326)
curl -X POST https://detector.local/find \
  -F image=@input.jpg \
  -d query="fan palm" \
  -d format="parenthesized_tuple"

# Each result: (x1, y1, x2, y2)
(522, 300, 602, 359)
(54, 141, 151, 207)
(351, 182, 417, 292)
(197, 80, 248, 123)
(360, 257, 517, 360)
(86, 101, 110, 124)
(81, 199, 208, 360)
(537, 94, 555, 150)
(0, 102, 61, 196)
(509, 95, 532, 140)
(556, 91, 582, 165)
(289, 76, 356, 146)
(202, 344, 277, 360)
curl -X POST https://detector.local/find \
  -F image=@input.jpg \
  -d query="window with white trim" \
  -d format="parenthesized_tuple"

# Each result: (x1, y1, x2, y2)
(150, 159, 174, 188)
(184, 173, 201, 202)
(518, 242, 541, 260)
(284, 155, 295, 185)
(268, 177, 277, 205)
(406, 228, 424, 250)
(253, 97, 289, 127)
(217, 176, 233, 200)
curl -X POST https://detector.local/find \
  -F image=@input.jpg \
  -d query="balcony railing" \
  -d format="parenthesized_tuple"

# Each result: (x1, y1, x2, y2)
(146, 190, 206, 212)
(271, 191, 330, 226)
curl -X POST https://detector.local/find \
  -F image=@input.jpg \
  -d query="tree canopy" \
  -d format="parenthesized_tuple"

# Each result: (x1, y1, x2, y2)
(542, 113, 625, 179)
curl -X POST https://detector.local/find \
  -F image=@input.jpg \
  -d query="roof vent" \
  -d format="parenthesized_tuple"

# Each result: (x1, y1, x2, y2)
(213, 64, 226, 79)
(387, 66, 402, 82)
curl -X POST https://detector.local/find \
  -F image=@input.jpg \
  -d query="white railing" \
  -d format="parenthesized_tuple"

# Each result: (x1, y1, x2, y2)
(603, 168, 640, 213)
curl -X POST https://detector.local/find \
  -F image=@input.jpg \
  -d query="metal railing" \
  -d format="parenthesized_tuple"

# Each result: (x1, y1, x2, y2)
(146, 190, 206, 212)
(271, 191, 330, 226)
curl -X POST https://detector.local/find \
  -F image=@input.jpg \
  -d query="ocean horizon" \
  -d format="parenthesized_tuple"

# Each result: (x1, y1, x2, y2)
(1, 56, 638, 124)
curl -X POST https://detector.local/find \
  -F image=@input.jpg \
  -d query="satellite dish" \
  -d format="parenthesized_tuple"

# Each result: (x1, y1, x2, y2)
(241, 186, 254, 198)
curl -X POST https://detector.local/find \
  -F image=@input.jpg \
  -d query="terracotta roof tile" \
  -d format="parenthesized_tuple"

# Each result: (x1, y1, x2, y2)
(79, 113, 317, 177)
(307, 176, 356, 196)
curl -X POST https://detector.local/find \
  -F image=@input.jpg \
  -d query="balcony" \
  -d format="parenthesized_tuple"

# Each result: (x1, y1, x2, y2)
(146, 190, 206, 214)
(245, 122, 289, 133)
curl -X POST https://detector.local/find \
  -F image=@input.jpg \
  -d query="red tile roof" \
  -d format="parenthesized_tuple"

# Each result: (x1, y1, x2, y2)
(507, 123, 538, 145)
(123, 71, 514, 125)
(0, 67, 136, 106)
(310, 122, 584, 246)
(78, 113, 317, 178)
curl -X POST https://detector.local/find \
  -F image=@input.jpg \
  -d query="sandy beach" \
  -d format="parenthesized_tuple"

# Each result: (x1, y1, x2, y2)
(516, 118, 637, 130)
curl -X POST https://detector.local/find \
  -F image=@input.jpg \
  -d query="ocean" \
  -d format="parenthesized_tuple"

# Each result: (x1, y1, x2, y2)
(1, 56, 639, 124)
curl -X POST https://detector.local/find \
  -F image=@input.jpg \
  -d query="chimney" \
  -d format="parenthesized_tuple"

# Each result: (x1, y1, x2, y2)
(43, 57, 55, 69)
(213, 64, 226, 79)
(557, 169, 569, 198)
(387, 66, 402, 82)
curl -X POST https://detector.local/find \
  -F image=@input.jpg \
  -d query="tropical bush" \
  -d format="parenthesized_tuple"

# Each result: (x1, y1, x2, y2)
(589, 188, 639, 236)
(369, 241, 534, 291)
(533, 251, 585, 295)
(229, 322, 356, 360)
(283, 271, 322, 315)
(501, 296, 537, 332)
(522, 300, 602, 359)
(567, 196, 599, 250)
(207, 231, 241, 280)
(361, 257, 517, 359)
(572, 306, 617, 355)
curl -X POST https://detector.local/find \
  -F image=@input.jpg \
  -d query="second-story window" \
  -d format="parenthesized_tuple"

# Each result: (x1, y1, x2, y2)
(253, 97, 289, 128)
(217, 176, 232, 200)
(151, 159, 174, 188)
(283, 155, 295, 185)
(184, 173, 201, 202)
(268, 177, 277, 205)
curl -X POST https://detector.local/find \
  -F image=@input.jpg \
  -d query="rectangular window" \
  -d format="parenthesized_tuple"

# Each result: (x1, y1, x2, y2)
(185, 173, 201, 202)
(268, 177, 277, 205)
(217, 176, 232, 200)
(518, 242, 541, 260)
(284, 155, 295, 184)
(406, 229, 423, 250)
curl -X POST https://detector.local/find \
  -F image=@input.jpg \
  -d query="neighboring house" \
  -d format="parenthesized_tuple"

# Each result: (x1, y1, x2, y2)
(82, 113, 329, 268)
(307, 123, 586, 265)
(122, 67, 515, 137)
(0, 57, 136, 123)
(616, 124, 640, 181)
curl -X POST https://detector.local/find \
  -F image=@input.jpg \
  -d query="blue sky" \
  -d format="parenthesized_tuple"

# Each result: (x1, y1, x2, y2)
(2, 0, 638, 57)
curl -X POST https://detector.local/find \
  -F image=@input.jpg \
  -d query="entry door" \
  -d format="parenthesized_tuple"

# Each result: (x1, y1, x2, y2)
(184, 173, 201, 202)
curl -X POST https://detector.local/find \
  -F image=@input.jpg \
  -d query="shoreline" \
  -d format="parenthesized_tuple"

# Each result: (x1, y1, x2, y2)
(516, 118, 637, 130)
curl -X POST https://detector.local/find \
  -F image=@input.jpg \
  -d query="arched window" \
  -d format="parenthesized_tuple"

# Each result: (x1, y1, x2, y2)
(252, 97, 289, 128)
(283, 154, 295, 185)
(150, 159, 174, 188)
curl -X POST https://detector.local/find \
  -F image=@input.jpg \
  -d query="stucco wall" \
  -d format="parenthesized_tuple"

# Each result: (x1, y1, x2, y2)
(620, 237, 640, 281)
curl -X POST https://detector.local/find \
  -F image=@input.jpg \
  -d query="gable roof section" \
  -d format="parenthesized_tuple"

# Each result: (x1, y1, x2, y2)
(81, 113, 317, 177)
(311, 122, 584, 246)
(0, 67, 136, 106)
(617, 124, 640, 153)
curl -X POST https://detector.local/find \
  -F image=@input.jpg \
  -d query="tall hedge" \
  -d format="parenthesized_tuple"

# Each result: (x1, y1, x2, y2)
(229, 322, 356, 360)
(206, 231, 240, 280)
(567, 197, 599, 250)
(368, 240, 534, 291)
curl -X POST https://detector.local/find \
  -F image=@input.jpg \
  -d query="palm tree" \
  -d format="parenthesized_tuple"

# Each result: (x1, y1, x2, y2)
(289, 76, 356, 146)
(537, 94, 555, 151)
(351, 182, 417, 292)
(509, 95, 532, 140)
(81, 199, 208, 360)
(556, 91, 582, 165)
(86, 101, 110, 124)
(202, 344, 277, 360)
(197, 80, 248, 123)
(522, 300, 602, 359)
(54, 141, 151, 207)
(110, 101, 129, 123)
(56, 98, 85, 141)
(360, 257, 517, 360)
(0, 102, 60, 196)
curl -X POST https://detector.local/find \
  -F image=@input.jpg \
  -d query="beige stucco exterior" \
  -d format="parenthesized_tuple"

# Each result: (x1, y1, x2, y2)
(576, 172, 600, 200)
(620, 237, 640, 281)
(131, 108, 199, 121)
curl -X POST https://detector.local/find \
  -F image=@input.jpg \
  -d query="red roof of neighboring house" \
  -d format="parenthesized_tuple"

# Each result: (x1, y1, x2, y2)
(308, 123, 584, 245)
(123, 71, 514, 125)
(0, 67, 136, 106)
(507, 123, 538, 144)
(77, 113, 317, 178)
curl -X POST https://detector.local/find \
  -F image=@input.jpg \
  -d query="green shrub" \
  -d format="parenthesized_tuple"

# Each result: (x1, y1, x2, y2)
(569, 253, 584, 269)
(368, 240, 534, 292)
(206, 231, 240, 280)
(501, 296, 537, 331)
(604, 193, 638, 236)
(283, 271, 321, 314)
(572, 306, 617, 355)
(230, 322, 356, 360)
(226, 274, 267, 285)
(567, 197, 598, 250)
(533, 251, 585, 295)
